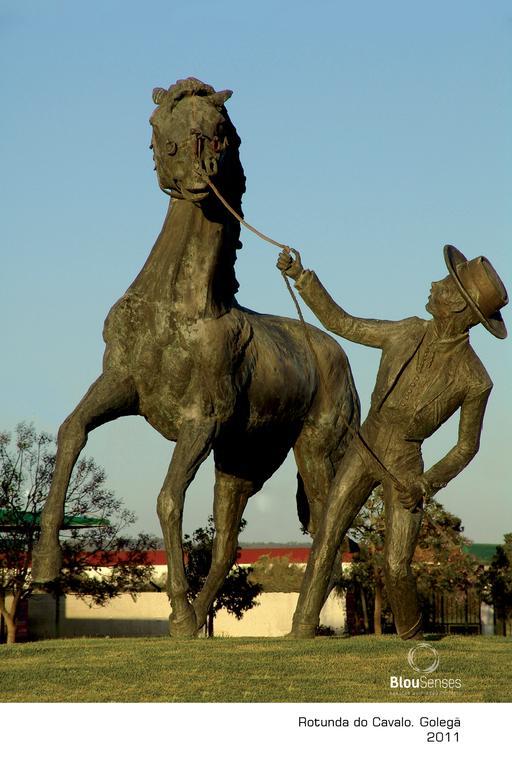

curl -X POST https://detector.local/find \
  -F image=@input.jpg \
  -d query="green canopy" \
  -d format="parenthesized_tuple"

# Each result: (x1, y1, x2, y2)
(0, 508, 108, 531)
(463, 543, 499, 564)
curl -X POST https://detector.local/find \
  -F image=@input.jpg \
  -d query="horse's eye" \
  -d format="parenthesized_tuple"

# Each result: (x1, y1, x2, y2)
(166, 140, 178, 156)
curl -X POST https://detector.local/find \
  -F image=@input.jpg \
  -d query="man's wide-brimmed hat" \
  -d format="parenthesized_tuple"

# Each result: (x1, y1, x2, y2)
(444, 244, 508, 339)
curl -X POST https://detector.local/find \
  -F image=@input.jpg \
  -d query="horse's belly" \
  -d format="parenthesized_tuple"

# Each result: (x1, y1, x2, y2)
(243, 321, 317, 426)
(240, 309, 356, 429)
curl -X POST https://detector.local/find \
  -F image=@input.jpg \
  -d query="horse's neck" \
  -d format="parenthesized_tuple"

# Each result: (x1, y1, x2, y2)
(129, 199, 237, 318)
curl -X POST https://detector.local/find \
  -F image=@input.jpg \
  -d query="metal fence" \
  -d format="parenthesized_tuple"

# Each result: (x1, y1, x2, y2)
(423, 589, 482, 634)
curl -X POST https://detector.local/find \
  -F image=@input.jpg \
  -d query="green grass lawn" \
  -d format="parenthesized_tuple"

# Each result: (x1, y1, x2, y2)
(0, 635, 510, 703)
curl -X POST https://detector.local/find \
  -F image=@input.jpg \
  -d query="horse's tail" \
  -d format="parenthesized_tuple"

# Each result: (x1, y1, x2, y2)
(296, 471, 310, 534)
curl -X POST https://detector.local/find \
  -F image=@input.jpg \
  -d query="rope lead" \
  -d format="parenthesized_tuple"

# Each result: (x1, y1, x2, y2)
(204, 176, 407, 495)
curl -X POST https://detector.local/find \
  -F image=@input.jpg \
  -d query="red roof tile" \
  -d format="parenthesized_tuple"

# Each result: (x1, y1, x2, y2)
(56, 547, 354, 567)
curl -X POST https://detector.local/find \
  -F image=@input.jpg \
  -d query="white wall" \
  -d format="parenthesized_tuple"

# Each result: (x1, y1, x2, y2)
(28, 590, 347, 639)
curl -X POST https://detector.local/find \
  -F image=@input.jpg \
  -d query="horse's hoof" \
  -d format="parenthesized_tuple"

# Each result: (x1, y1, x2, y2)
(286, 622, 317, 639)
(169, 606, 197, 639)
(31, 542, 62, 584)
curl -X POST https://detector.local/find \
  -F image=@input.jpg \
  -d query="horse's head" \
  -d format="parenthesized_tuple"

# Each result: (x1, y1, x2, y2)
(150, 77, 245, 206)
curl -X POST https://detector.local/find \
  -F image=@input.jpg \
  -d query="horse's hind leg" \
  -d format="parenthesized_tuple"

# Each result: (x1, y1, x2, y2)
(293, 416, 356, 599)
(293, 420, 346, 537)
(31, 373, 138, 583)
(192, 470, 257, 632)
(294, 350, 359, 538)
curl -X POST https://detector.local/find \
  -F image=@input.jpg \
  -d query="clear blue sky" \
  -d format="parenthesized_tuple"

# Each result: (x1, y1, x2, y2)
(1, 1, 510, 544)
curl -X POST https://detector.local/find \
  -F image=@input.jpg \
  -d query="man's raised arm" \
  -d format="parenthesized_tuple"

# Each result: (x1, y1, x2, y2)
(277, 250, 406, 349)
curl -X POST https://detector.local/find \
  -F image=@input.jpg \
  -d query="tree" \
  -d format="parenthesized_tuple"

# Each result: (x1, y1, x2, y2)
(0, 423, 157, 644)
(182, 516, 262, 637)
(480, 533, 512, 636)
(336, 486, 482, 634)
(334, 489, 389, 634)
(248, 554, 305, 593)
(413, 502, 481, 591)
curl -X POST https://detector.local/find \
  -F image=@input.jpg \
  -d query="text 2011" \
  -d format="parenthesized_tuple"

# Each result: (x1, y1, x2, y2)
(427, 731, 459, 742)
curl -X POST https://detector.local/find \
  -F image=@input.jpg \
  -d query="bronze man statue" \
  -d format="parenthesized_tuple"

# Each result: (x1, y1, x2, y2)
(277, 244, 508, 639)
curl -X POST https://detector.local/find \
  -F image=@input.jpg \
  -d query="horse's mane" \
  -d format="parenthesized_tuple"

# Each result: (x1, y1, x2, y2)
(153, 77, 220, 109)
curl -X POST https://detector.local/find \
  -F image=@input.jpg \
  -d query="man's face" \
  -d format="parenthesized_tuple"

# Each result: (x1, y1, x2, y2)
(426, 274, 465, 318)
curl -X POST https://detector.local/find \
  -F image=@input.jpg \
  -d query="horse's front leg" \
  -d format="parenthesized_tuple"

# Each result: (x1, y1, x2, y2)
(157, 419, 215, 638)
(32, 373, 138, 584)
(193, 470, 257, 632)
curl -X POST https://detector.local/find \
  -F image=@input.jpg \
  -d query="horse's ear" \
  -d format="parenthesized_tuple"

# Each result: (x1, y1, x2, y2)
(152, 88, 168, 105)
(211, 90, 233, 107)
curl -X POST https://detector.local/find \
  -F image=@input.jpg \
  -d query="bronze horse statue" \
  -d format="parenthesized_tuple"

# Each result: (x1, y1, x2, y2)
(32, 77, 360, 637)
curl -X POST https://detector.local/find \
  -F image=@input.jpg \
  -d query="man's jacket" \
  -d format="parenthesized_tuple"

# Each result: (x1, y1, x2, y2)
(296, 270, 493, 494)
